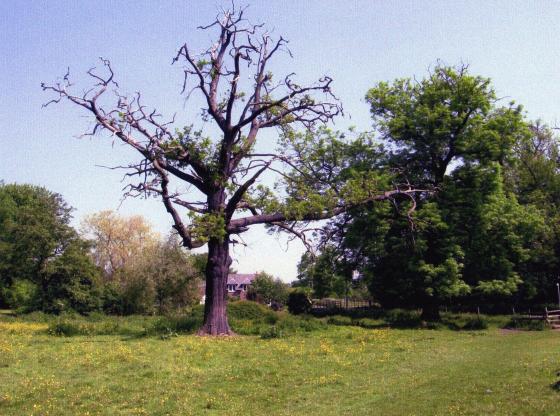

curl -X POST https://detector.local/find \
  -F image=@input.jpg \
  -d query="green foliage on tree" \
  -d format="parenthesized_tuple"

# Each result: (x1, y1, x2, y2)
(365, 65, 528, 185)
(0, 182, 102, 313)
(443, 163, 544, 299)
(39, 239, 102, 314)
(502, 122, 560, 305)
(316, 64, 548, 319)
(100, 234, 203, 315)
(296, 248, 350, 299)
(247, 272, 290, 306)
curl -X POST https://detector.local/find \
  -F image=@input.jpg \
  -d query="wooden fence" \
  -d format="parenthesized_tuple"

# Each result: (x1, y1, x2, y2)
(312, 298, 373, 311)
(516, 307, 560, 328)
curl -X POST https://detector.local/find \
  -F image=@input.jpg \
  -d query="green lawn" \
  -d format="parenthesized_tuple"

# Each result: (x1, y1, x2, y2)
(0, 313, 559, 415)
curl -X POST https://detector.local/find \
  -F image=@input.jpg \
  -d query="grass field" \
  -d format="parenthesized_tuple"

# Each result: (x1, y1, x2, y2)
(0, 309, 559, 415)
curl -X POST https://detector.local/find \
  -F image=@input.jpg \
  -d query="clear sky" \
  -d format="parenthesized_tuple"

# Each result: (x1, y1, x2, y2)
(1, 1, 559, 282)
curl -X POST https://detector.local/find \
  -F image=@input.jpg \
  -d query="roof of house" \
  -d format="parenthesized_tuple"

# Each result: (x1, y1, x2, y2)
(228, 273, 256, 285)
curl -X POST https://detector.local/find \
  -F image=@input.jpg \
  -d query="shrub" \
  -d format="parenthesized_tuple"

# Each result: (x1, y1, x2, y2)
(149, 315, 201, 335)
(226, 301, 278, 335)
(326, 315, 353, 326)
(48, 321, 82, 337)
(47, 315, 150, 337)
(506, 317, 547, 331)
(227, 301, 274, 321)
(462, 316, 488, 330)
(326, 315, 384, 329)
(1, 280, 38, 313)
(276, 313, 326, 333)
(260, 325, 283, 339)
(287, 291, 312, 315)
(384, 309, 422, 328)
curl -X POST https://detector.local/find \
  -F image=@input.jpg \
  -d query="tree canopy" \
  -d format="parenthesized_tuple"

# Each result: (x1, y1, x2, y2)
(302, 65, 554, 319)
(0, 182, 101, 312)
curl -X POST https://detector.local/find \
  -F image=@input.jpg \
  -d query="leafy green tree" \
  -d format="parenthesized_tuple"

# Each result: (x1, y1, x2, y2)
(0, 183, 101, 313)
(323, 65, 535, 319)
(40, 239, 102, 314)
(297, 248, 350, 299)
(361, 201, 467, 319)
(105, 234, 203, 315)
(445, 164, 544, 293)
(247, 272, 289, 306)
(0, 183, 73, 286)
(502, 122, 560, 305)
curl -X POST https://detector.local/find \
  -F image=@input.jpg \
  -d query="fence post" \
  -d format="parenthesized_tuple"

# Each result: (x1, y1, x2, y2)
(477, 306, 480, 316)
(545, 307, 549, 323)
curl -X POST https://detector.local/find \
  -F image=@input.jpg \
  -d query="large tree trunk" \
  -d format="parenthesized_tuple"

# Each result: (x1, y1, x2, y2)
(198, 236, 234, 336)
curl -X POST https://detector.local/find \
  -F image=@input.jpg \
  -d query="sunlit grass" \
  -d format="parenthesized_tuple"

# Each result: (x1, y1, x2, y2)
(0, 313, 559, 415)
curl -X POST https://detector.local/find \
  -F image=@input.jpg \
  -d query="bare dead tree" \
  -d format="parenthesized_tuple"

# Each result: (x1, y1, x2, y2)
(42, 6, 423, 335)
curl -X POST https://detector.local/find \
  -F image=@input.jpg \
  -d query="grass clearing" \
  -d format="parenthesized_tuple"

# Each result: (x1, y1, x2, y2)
(0, 310, 559, 415)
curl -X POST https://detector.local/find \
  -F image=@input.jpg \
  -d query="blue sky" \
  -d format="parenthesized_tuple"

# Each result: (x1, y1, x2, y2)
(1, 1, 559, 281)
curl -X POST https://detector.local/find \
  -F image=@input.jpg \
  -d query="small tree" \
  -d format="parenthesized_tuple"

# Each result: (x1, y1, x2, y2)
(42, 6, 421, 335)
(81, 210, 159, 279)
(247, 272, 289, 306)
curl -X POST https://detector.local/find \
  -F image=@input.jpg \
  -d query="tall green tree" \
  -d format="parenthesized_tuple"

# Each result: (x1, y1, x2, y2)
(324, 65, 534, 319)
(502, 123, 560, 305)
(0, 183, 101, 312)
(442, 163, 544, 309)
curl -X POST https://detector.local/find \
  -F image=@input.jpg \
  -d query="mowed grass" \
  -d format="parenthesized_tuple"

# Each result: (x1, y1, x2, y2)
(0, 312, 559, 415)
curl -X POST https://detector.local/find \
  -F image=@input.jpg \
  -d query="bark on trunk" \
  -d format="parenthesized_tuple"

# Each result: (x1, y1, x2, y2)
(198, 237, 234, 336)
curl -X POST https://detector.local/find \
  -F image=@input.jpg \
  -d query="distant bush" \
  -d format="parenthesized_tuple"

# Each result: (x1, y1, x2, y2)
(1, 280, 38, 313)
(148, 315, 201, 335)
(228, 301, 274, 321)
(326, 315, 353, 326)
(326, 315, 384, 329)
(384, 309, 422, 328)
(48, 321, 82, 337)
(287, 291, 312, 315)
(276, 313, 326, 333)
(246, 272, 290, 307)
(259, 325, 283, 339)
(506, 317, 547, 331)
(47, 315, 152, 337)
(42, 301, 327, 338)
(462, 316, 488, 330)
